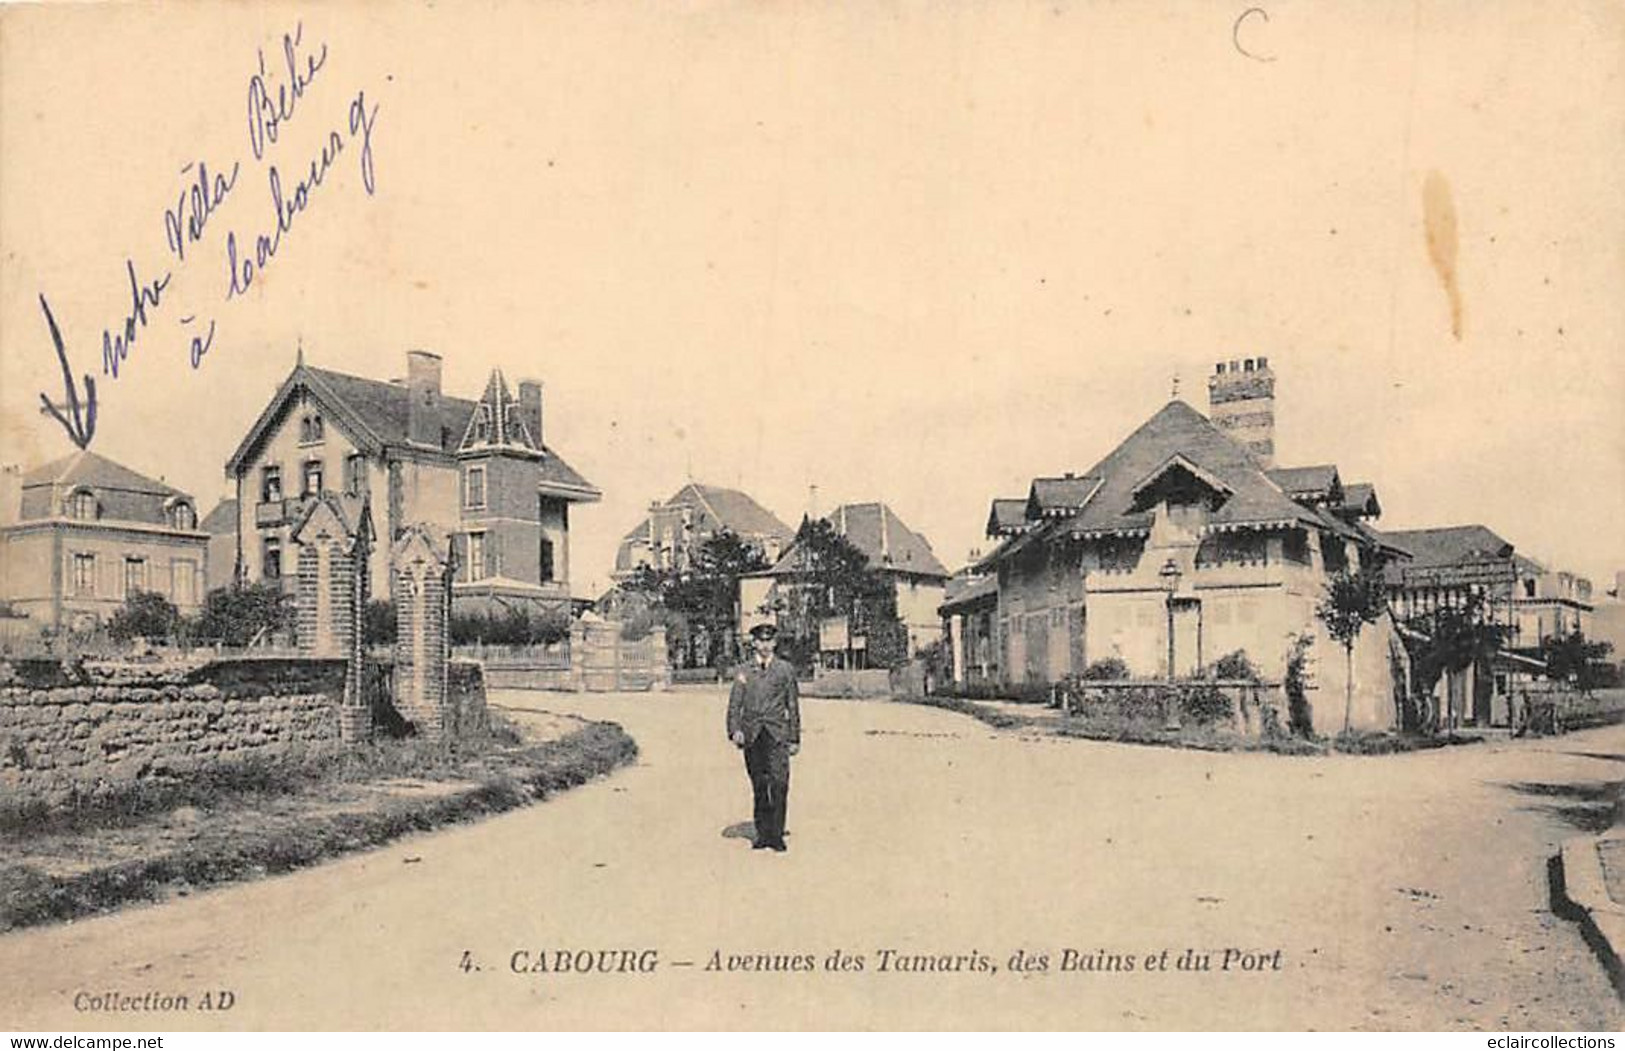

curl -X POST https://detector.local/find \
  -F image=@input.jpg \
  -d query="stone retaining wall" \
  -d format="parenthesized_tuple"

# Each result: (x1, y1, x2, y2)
(0, 657, 348, 802)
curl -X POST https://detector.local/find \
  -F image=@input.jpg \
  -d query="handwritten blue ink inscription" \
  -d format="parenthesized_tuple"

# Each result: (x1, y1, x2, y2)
(35, 20, 382, 451)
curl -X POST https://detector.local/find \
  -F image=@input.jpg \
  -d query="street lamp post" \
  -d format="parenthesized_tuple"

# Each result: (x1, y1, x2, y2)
(1159, 557, 1184, 732)
(1159, 557, 1182, 682)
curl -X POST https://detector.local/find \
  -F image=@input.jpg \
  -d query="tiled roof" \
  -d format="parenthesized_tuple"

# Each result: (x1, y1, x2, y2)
(986, 498, 1029, 536)
(684, 484, 794, 539)
(1338, 482, 1381, 518)
(1266, 464, 1341, 499)
(941, 571, 999, 613)
(615, 483, 792, 567)
(1027, 476, 1103, 518)
(459, 369, 539, 452)
(303, 365, 474, 450)
(200, 499, 238, 535)
(228, 364, 597, 496)
(1379, 525, 1515, 568)
(767, 502, 949, 579)
(23, 450, 185, 498)
(1041, 400, 1341, 540)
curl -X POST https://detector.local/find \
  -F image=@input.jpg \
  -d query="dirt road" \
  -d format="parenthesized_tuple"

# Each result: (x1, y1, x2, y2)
(2, 691, 1619, 1030)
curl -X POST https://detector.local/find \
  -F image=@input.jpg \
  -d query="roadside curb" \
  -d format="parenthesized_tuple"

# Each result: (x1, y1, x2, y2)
(1555, 834, 1625, 998)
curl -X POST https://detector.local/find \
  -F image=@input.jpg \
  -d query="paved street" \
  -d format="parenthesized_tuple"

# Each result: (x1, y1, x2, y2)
(2, 690, 1620, 1031)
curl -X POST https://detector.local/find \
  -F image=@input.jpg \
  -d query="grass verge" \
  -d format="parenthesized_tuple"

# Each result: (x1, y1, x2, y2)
(901, 694, 1484, 756)
(0, 718, 637, 933)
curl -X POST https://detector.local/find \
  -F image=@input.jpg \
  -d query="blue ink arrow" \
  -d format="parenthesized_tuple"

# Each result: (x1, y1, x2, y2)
(36, 294, 98, 450)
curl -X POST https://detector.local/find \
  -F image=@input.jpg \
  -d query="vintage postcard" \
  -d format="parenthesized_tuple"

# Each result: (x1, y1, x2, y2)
(1, 0, 1622, 1033)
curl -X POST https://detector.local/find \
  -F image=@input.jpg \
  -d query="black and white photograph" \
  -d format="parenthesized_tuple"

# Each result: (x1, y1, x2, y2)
(0, 0, 1621, 1034)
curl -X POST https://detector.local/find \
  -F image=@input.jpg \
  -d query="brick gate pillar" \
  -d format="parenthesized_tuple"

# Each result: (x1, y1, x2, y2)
(390, 524, 454, 739)
(291, 493, 375, 743)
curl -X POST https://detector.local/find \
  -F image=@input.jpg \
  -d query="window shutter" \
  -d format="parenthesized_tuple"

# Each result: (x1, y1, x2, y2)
(450, 533, 469, 580)
(485, 532, 500, 578)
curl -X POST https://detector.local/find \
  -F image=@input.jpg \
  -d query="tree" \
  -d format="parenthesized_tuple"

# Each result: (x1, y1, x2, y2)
(1315, 567, 1389, 733)
(615, 531, 769, 667)
(195, 583, 294, 646)
(778, 516, 903, 670)
(1540, 630, 1615, 693)
(106, 590, 180, 642)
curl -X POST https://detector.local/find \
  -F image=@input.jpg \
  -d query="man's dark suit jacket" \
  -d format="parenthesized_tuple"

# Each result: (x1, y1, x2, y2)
(727, 656, 801, 746)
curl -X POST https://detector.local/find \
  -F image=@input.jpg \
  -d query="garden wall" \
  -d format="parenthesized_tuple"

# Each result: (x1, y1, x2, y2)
(0, 657, 350, 802)
(459, 622, 670, 693)
(1061, 679, 1285, 737)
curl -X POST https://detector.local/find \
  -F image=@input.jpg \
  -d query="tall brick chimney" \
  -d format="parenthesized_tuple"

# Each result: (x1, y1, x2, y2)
(518, 379, 544, 448)
(1207, 356, 1276, 467)
(406, 350, 443, 447)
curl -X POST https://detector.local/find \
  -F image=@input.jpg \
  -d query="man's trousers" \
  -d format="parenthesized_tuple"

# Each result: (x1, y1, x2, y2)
(742, 731, 790, 846)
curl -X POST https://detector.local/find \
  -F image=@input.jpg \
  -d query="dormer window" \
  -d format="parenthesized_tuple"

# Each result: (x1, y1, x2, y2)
(1128, 455, 1232, 513)
(473, 406, 491, 444)
(67, 488, 98, 520)
(299, 413, 325, 444)
(166, 500, 197, 530)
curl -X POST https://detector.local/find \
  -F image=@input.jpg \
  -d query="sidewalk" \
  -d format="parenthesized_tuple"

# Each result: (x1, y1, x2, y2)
(1558, 829, 1625, 997)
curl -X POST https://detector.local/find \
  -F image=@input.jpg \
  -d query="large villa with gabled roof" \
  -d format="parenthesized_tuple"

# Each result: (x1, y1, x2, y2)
(952, 358, 1410, 733)
(223, 349, 600, 613)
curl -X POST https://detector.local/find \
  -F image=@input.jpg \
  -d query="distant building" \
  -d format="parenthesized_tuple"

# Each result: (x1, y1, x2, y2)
(1382, 524, 1594, 724)
(967, 358, 1409, 733)
(200, 498, 238, 593)
(613, 482, 793, 579)
(1591, 570, 1625, 664)
(742, 502, 950, 666)
(224, 351, 599, 616)
(0, 451, 208, 632)
(1511, 563, 1594, 643)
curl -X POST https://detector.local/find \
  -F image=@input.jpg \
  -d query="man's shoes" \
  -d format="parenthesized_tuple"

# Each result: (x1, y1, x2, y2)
(769, 840, 787, 853)
(751, 839, 770, 850)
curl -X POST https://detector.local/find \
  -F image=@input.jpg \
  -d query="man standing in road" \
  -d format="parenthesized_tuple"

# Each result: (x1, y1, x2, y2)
(728, 623, 801, 852)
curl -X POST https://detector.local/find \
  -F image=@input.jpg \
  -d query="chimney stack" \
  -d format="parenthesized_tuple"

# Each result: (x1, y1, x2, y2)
(406, 350, 443, 447)
(1207, 356, 1276, 467)
(518, 380, 544, 447)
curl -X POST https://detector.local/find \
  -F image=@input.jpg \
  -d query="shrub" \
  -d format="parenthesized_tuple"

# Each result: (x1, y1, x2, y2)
(531, 606, 572, 646)
(1080, 656, 1129, 681)
(363, 600, 396, 646)
(1005, 682, 1055, 705)
(1179, 683, 1234, 724)
(620, 607, 663, 642)
(1208, 649, 1261, 682)
(1284, 633, 1315, 738)
(450, 605, 572, 646)
(196, 583, 293, 646)
(105, 590, 179, 642)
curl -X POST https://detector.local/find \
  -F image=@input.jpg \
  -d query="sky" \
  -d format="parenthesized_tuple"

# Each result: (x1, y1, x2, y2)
(2, 1, 1622, 598)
